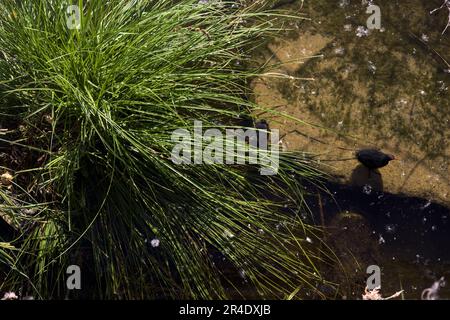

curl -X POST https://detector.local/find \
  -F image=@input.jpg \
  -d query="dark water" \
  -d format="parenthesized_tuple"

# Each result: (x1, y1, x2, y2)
(306, 180, 450, 299)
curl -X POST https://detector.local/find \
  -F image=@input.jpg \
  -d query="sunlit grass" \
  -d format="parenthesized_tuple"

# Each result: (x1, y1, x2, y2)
(0, 0, 334, 299)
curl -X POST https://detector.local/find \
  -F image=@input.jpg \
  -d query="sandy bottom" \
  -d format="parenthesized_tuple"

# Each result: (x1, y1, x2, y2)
(251, 0, 450, 207)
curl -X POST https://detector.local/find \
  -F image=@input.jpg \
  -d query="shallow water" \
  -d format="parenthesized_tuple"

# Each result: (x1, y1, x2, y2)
(253, 0, 449, 204)
(250, 0, 450, 299)
(309, 181, 450, 299)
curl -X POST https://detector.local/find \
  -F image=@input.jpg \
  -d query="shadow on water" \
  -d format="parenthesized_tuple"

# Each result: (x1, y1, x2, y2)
(305, 178, 450, 299)
(350, 164, 383, 191)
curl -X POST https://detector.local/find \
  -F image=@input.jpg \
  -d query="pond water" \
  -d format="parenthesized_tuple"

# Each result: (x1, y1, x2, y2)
(309, 181, 450, 300)
(250, 0, 450, 299)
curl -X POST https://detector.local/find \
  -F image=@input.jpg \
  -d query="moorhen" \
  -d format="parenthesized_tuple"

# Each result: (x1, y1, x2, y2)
(255, 119, 270, 148)
(255, 119, 269, 131)
(356, 149, 395, 170)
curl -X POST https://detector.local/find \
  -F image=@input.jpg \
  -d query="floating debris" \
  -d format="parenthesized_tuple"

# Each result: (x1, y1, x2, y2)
(437, 81, 448, 92)
(384, 224, 396, 234)
(361, 0, 374, 6)
(362, 184, 372, 195)
(362, 286, 404, 300)
(398, 98, 408, 106)
(420, 34, 429, 42)
(334, 47, 345, 55)
(368, 60, 377, 74)
(415, 254, 422, 263)
(430, 0, 450, 34)
(150, 238, 160, 248)
(1, 172, 13, 186)
(421, 200, 432, 210)
(421, 277, 445, 300)
(1, 292, 18, 300)
(339, 0, 350, 8)
(356, 26, 369, 37)
(344, 24, 352, 32)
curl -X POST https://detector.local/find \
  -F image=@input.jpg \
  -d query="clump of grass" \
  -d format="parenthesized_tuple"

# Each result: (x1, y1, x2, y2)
(0, 0, 333, 299)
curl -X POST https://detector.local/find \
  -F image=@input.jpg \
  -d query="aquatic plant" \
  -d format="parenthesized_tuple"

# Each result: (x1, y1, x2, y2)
(0, 0, 332, 299)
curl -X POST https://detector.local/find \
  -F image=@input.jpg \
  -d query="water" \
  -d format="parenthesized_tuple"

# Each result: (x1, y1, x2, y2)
(250, 0, 450, 299)
(253, 0, 449, 202)
(307, 180, 450, 299)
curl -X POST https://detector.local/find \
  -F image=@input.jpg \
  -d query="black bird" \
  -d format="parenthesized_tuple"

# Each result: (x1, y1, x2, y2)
(237, 114, 254, 128)
(356, 149, 395, 170)
(237, 118, 270, 147)
(255, 119, 270, 131)
(236, 117, 269, 131)
(255, 119, 270, 148)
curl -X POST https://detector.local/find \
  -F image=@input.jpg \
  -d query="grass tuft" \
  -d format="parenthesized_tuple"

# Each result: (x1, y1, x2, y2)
(0, 0, 333, 299)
